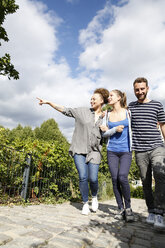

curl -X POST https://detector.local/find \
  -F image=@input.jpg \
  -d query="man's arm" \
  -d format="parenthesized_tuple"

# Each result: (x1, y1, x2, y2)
(159, 123, 165, 141)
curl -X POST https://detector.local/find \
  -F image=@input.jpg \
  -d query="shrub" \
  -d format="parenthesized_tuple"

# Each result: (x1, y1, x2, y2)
(130, 185, 144, 199)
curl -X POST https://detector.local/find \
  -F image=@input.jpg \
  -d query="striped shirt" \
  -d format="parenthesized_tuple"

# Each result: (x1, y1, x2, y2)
(128, 100, 165, 151)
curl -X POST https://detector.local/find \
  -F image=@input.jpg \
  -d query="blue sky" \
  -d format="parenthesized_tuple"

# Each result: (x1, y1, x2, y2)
(1, 0, 165, 141)
(35, 0, 112, 76)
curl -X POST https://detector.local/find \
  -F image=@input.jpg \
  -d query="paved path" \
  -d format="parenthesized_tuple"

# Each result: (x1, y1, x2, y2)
(0, 198, 165, 248)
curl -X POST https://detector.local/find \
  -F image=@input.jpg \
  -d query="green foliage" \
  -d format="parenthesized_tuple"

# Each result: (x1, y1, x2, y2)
(102, 104, 112, 112)
(98, 174, 114, 200)
(97, 144, 115, 200)
(130, 185, 144, 199)
(0, 127, 9, 144)
(0, 118, 142, 204)
(0, 138, 26, 201)
(129, 152, 141, 181)
(8, 124, 34, 142)
(0, 0, 19, 80)
(0, 54, 19, 79)
(99, 144, 109, 176)
(0, 0, 19, 27)
(34, 119, 67, 144)
(29, 139, 78, 200)
(0, 119, 79, 203)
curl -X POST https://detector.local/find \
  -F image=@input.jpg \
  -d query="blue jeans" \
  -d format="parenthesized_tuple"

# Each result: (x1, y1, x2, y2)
(107, 151, 132, 209)
(135, 146, 165, 214)
(74, 154, 99, 203)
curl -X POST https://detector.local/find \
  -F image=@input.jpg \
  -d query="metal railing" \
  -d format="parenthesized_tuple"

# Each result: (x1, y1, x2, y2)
(21, 153, 31, 200)
(0, 145, 75, 203)
(0, 145, 26, 202)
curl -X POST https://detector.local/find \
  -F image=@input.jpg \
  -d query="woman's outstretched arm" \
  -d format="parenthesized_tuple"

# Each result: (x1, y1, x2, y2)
(37, 97, 64, 113)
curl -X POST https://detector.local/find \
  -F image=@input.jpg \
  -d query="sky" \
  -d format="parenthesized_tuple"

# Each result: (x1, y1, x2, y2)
(1, 0, 165, 142)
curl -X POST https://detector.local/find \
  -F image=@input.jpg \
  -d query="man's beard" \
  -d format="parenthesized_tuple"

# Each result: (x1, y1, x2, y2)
(137, 92, 147, 101)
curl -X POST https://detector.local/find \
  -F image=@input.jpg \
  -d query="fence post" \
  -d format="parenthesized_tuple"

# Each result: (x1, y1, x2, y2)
(21, 153, 32, 201)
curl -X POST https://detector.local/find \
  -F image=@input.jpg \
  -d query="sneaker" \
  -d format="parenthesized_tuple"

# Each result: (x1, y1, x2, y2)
(114, 208, 125, 220)
(92, 196, 98, 212)
(154, 215, 165, 230)
(125, 208, 134, 222)
(82, 202, 90, 215)
(146, 213, 155, 224)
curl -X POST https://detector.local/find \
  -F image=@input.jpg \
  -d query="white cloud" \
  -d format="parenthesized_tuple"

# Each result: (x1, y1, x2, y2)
(66, 0, 79, 4)
(1, 0, 165, 142)
(79, 0, 165, 105)
(0, 0, 95, 141)
(79, 2, 113, 48)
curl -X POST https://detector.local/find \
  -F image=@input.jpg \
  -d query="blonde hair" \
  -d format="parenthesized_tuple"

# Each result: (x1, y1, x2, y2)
(112, 89, 127, 108)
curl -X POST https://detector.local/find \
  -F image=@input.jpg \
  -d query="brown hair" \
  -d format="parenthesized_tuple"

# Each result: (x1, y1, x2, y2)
(133, 77, 148, 87)
(94, 88, 109, 104)
(112, 89, 127, 108)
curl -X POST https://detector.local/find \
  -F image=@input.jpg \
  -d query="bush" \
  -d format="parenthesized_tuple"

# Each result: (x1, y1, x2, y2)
(0, 122, 78, 203)
(130, 185, 144, 199)
(98, 173, 114, 200)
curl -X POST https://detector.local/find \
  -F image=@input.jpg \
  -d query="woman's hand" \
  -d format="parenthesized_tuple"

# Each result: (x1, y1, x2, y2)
(36, 97, 64, 112)
(100, 125, 124, 133)
(100, 125, 109, 132)
(116, 125, 124, 132)
(101, 110, 107, 118)
(36, 97, 47, 105)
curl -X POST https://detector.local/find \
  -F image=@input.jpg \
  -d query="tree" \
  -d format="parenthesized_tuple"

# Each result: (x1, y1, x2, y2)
(0, 0, 19, 80)
(34, 119, 68, 144)
(8, 124, 34, 142)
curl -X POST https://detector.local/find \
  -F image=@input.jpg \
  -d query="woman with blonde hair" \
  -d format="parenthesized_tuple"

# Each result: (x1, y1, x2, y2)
(100, 89, 134, 221)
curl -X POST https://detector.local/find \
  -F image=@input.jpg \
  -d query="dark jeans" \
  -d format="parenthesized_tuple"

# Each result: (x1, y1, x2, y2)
(74, 154, 99, 203)
(135, 146, 165, 214)
(107, 151, 132, 209)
